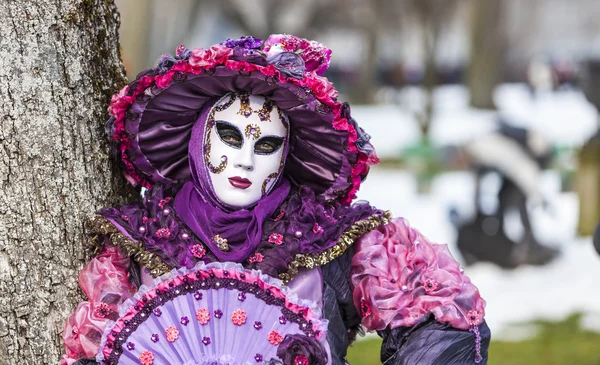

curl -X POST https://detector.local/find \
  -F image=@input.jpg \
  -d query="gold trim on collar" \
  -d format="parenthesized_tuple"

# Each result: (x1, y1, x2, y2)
(278, 211, 392, 284)
(88, 216, 172, 278)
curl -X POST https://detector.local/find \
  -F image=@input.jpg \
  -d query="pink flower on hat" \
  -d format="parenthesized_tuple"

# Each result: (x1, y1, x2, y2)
(108, 86, 133, 120)
(306, 75, 338, 101)
(263, 34, 332, 76)
(189, 45, 233, 69)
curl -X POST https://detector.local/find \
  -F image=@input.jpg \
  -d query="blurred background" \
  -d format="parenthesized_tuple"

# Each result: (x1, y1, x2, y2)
(115, 0, 600, 363)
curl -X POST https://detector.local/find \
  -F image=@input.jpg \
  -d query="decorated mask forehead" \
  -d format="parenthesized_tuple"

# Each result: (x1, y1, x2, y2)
(203, 93, 289, 209)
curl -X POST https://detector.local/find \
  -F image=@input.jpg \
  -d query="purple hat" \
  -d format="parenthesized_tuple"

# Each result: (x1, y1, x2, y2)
(107, 34, 378, 204)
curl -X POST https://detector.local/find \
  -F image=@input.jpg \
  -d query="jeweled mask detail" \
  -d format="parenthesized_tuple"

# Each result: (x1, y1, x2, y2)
(204, 93, 289, 209)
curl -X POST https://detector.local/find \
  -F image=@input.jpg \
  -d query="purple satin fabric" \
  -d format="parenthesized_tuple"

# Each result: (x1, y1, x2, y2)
(173, 99, 291, 262)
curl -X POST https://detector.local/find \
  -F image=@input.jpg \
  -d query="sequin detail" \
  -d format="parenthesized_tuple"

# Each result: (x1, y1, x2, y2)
(165, 326, 179, 342)
(191, 244, 206, 258)
(150, 333, 159, 343)
(202, 336, 211, 346)
(360, 298, 372, 317)
(274, 210, 285, 221)
(268, 233, 284, 245)
(139, 350, 154, 365)
(312, 223, 324, 234)
(249, 253, 264, 263)
(245, 124, 261, 140)
(231, 309, 247, 326)
(467, 310, 483, 326)
(180, 316, 190, 326)
(254, 353, 263, 362)
(254, 321, 263, 330)
(214, 309, 223, 319)
(471, 324, 483, 363)
(194, 291, 203, 300)
(213, 234, 229, 252)
(267, 330, 283, 345)
(93, 302, 112, 318)
(157, 197, 171, 208)
(155, 228, 171, 238)
(196, 308, 210, 325)
(238, 292, 247, 302)
(424, 278, 438, 292)
(295, 356, 309, 365)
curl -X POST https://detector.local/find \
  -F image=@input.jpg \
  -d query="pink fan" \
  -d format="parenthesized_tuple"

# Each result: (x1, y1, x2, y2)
(96, 263, 328, 365)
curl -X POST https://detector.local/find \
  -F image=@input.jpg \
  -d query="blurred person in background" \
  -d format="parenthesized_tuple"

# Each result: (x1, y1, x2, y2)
(454, 118, 559, 268)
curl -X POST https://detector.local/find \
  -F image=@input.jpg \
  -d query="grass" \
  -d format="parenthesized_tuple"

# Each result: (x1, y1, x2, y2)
(346, 313, 600, 365)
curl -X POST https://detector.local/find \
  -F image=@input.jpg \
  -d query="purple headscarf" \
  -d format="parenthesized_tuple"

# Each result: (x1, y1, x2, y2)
(174, 96, 291, 262)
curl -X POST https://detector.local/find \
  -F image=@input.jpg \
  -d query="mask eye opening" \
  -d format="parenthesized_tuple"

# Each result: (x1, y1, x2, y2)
(254, 136, 285, 155)
(215, 121, 244, 149)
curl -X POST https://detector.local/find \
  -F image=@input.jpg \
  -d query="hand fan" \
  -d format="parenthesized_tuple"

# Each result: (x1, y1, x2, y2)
(96, 262, 328, 365)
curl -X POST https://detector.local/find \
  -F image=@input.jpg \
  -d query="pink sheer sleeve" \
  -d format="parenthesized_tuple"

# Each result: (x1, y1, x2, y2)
(60, 246, 136, 364)
(350, 217, 485, 332)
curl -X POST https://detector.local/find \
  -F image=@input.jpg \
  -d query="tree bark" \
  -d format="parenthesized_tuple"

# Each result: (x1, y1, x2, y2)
(0, 1, 130, 363)
(467, 0, 503, 109)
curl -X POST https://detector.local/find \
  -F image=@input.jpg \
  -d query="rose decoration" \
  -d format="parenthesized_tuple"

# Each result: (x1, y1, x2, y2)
(189, 45, 233, 68)
(276, 334, 327, 365)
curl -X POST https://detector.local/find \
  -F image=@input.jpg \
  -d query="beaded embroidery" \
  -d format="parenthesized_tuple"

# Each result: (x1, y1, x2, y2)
(213, 234, 229, 252)
(245, 124, 261, 140)
(237, 92, 276, 122)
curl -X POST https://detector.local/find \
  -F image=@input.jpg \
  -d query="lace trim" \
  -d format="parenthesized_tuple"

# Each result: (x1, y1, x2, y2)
(88, 216, 172, 277)
(278, 211, 392, 284)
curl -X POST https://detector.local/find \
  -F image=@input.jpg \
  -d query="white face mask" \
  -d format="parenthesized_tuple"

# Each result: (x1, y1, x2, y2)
(204, 93, 289, 209)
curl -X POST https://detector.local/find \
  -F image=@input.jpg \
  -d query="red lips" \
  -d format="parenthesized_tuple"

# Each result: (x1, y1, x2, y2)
(228, 176, 252, 189)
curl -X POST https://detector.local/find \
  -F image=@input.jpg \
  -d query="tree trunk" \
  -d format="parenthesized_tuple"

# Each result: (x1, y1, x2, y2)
(0, 1, 131, 363)
(467, 0, 503, 109)
(351, 0, 380, 104)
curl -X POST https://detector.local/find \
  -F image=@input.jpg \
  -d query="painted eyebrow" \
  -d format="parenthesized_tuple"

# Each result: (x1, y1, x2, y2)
(214, 120, 243, 133)
(256, 134, 286, 141)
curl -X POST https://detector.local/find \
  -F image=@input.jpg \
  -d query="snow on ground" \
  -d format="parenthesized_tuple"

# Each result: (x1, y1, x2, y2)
(353, 84, 600, 340)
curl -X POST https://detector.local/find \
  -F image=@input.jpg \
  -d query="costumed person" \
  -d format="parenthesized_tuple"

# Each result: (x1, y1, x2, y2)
(456, 118, 559, 268)
(60, 35, 490, 365)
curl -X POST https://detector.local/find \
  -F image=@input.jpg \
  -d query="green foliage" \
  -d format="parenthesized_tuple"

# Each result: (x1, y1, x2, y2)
(346, 313, 600, 365)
